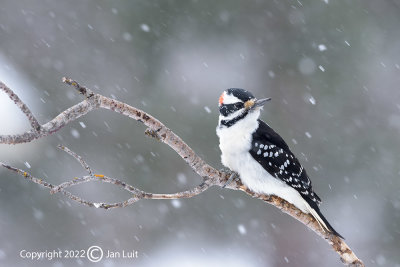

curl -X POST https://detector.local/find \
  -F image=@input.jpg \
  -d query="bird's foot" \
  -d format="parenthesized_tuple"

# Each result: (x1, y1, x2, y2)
(221, 170, 239, 188)
(219, 167, 231, 174)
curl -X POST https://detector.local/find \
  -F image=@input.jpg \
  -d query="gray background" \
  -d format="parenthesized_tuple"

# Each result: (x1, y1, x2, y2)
(0, 0, 399, 266)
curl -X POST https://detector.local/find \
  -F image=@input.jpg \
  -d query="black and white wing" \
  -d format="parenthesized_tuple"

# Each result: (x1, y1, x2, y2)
(250, 119, 343, 238)
(249, 119, 321, 205)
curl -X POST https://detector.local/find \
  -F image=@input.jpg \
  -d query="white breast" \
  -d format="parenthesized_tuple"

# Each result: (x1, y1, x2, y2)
(216, 112, 308, 213)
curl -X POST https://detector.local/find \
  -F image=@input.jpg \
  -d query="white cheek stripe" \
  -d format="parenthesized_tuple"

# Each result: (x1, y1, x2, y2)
(222, 93, 241, 105)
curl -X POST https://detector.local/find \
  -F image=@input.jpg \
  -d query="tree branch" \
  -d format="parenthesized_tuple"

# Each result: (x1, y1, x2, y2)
(0, 78, 364, 267)
(0, 81, 41, 132)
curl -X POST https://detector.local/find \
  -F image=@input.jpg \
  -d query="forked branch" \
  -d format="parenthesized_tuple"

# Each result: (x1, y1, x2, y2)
(0, 79, 363, 267)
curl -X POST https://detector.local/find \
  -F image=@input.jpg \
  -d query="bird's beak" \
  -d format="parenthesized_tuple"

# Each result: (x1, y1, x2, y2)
(252, 98, 271, 109)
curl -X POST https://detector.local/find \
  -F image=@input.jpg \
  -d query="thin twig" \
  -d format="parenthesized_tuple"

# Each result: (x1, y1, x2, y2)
(57, 145, 93, 176)
(3, 145, 214, 210)
(0, 78, 364, 266)
(0, 161, 108, 208)
(0, 81, 41, 132)
(62, 77, 94, 97)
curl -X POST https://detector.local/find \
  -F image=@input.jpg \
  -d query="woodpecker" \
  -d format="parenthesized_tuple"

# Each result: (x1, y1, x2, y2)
(216, 88, 343, 238)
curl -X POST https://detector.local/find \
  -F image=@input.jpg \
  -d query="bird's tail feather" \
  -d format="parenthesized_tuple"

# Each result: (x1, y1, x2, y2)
(303, 199, 344, 239)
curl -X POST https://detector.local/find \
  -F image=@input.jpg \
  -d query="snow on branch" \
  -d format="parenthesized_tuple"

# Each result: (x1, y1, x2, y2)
(0, 78, 364, 267)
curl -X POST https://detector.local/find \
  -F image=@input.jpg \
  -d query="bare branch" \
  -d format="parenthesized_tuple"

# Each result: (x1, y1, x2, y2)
(62, 77, 94, 98)
(0, 161, 106, 208)
(0, 81, 41, 132)
(0, 100, 97, 144)
(3, 145, 213, 210)
(0, 162, 53, 189)
(57, 145, 93, 176)
(0, 79, 364, 266)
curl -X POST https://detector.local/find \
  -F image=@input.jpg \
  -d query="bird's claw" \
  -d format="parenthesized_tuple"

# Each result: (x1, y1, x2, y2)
(222, 170, 239, 188)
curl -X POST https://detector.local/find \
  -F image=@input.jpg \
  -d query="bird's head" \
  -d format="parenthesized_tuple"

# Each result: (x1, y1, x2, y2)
(218, 88, 271, 127)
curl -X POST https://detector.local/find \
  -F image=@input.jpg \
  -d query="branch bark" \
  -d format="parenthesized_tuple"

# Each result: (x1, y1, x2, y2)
(0, 78, 364, 267)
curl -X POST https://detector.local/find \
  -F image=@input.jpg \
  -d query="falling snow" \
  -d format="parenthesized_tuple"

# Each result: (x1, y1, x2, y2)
(237, 224, 247, 235)
(133, 154, 144, 164)
(171, 199, 181, 208)
(122, 32, 133, 41)
(268, 71, 275, 78)
(298, 57, 316, 75)
(33, 208, 44, 220)
(140, 24, 150, 32)
(177, 173, 187, 184)
(70, 128, 80, 139)
(0, 3, 395, 265)
(104, 121, 111, 131)
(318, 44, 327, 51)
(309, 96, 316, 105)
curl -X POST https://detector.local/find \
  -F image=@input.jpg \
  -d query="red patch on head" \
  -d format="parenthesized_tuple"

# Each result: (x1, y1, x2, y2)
(219, 92, 224, 105)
